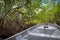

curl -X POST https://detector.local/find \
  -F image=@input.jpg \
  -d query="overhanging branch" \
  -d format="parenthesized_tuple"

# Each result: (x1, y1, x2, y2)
(0, 0, 31, 20)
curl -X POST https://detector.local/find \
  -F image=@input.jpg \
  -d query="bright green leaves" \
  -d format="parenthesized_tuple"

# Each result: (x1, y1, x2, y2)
(31, 0, 41, 9)
(54, 4, 60, 25)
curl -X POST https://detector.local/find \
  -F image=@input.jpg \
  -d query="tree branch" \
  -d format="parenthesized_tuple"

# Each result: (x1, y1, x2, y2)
(0, 0, 30, 20)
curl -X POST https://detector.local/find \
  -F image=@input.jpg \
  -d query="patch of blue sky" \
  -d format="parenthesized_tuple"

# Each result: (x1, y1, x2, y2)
(42, 3, 47, 6)
(56, 0, 60, 4)
(42, 0, 50, 3)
